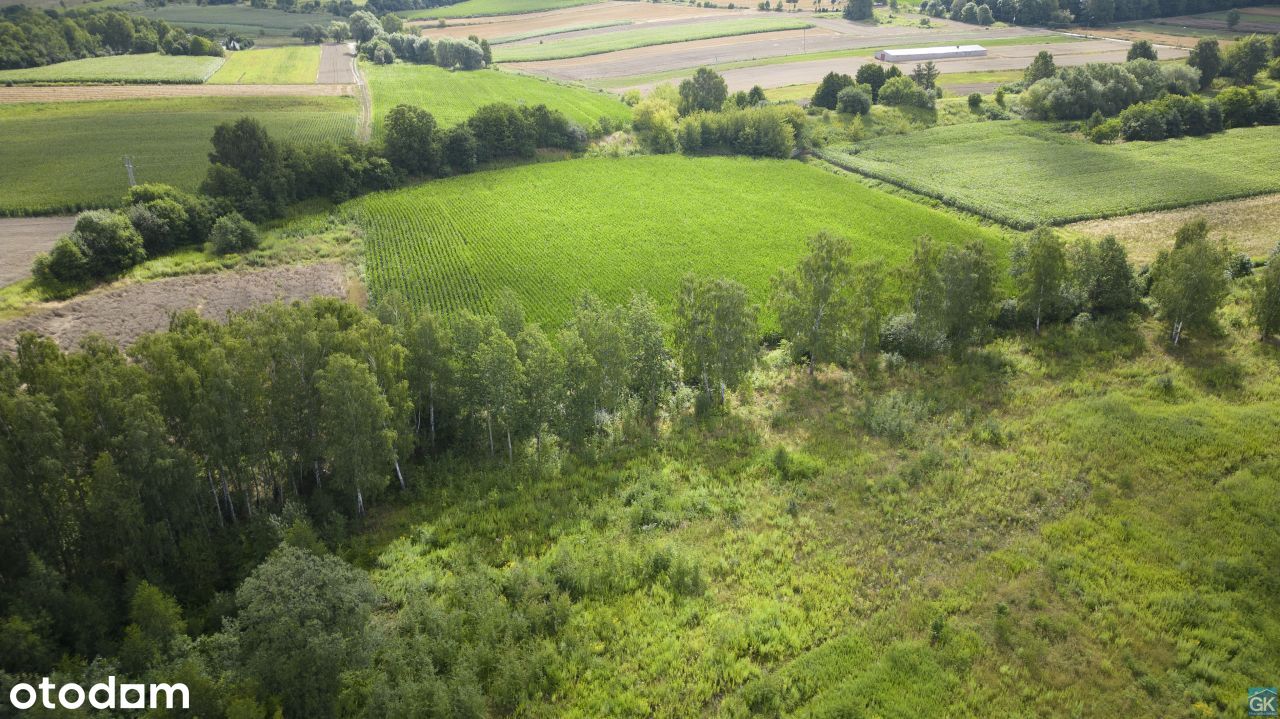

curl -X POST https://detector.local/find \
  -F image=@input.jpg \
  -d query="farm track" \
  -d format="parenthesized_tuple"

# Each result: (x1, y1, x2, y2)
(0, 216, 76, 286)
(0, 262, 350, 352)
(0, 84, 357, 104)
(350, 44, 373, 143)
(318, 42, 359, 84)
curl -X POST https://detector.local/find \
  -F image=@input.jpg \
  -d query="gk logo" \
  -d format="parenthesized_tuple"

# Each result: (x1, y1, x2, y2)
(1249, 687, 1279, 717)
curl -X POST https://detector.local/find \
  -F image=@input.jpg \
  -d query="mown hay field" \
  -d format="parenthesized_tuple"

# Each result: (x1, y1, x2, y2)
(332, 154, 1006, 326)
(208, 46, 322, 84)
(0, 53, 225, 84)
(0, 96, 358, 216)
(819, 122, 1280, 228)
(400, 0, 604, 20)
(363, 63, 631, 135)
(493, 17, 813, 62)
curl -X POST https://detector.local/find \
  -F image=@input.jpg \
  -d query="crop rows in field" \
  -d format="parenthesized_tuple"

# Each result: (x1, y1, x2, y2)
(0, 96, 358, 216)
(491, 20, 633, 44)
(818, 122, 1280, 229)
(363, 63, 630, 134)
(0, 53, 225, 84)
(208, 46, 322, 84)
(493, 17, 813, 62)
(342, 155, 1004, 327)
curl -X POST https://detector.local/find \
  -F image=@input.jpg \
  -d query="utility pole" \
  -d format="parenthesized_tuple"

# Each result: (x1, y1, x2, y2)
(123, 156, 136, 187)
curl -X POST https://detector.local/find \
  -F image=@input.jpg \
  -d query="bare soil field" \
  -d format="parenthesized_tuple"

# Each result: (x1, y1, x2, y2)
(414, 1, 725, 39)
(0, 263, 350, 352)
(318, 42, 359, 84)
(0, 216, 76, 286)
(0, 83, 357, 104)
(1067, 193, 1280, 264)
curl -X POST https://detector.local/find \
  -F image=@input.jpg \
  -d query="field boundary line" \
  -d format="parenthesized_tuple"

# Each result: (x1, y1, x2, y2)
(352, 44, 372, 143)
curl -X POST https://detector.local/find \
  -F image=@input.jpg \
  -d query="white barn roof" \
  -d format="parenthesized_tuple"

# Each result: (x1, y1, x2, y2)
(874, 45, 987, 62)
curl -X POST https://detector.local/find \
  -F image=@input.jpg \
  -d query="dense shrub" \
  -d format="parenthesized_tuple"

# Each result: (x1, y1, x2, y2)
(1117, 95, 1223, 141)
(208, 212, 260, 255)
(435, 36, 485, 70)
(880, 312, 948, 358)
(837, 86, 872, 115)
(676, 105, 801, 158)
(811, 72, 855, 110)
(878, 75, 934, 109)
(1020, 60, 1195, 120)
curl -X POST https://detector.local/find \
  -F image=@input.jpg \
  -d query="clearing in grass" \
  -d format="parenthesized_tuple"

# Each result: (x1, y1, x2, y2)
(400, 0, 604, 20)
(0, 96, 358, 216)
(819, 122, 1280, 228)
(363, 62, 630, 135)
(208, 46, 323, 84)
(329, 154, 1005, 327)
(494, 17, 814, 62)
(0, 53, 224, 84)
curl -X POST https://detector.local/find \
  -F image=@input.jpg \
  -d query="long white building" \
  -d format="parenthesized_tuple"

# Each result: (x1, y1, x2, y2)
(874, 45, 987, 62)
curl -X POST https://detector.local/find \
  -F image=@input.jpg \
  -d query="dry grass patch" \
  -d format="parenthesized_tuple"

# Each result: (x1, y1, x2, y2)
(1066, 193, 1280, 264)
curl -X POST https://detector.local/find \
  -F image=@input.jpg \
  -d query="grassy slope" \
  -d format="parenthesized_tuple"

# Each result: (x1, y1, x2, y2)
(357, 295, 1280, 717)
(819, 121, 1280, 228)
(329, 154, 1005, 327)
(208, 46, 322, 84)
(400, 0, 604, 20)
(0, 96, 358, 215)
(494, 17, 813, 62)
(363, 63, 631, 135)
(0, 53, 224, 84)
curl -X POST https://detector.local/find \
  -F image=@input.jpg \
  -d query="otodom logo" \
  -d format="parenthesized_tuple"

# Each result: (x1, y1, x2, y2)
(7, 677, 189, 712)
(1250, 687, 1279, 717)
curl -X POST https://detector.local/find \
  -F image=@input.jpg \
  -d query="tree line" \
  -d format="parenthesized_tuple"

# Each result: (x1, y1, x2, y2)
(0, 6, 222, 71)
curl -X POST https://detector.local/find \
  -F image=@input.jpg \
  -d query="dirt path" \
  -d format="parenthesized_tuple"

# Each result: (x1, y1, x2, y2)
(0, 83, 356, 104)
(0, 216, 77, 286)
(318, 42, 359, 84)
(349, 43, 372, 143)
(0, 263, 350, 352)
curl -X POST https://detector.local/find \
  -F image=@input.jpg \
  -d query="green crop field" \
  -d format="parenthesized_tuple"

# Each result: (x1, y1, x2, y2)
(208, 46, 322, 84)
(0, 96, 358, 216)
(363, 63, 631, 135)
(0, 53, 225, 84)
(400, 0, 604, 19)
(819, 122, 1280, 228)
(130, 4, 333, 38)
(494, 17, 813, 62)
(326, 155, 1004, 326)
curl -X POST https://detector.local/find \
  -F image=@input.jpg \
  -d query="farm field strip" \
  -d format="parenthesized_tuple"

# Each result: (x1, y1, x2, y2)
(0, 84, 355, 104)
(208, 46, 323, 85)
(129, 4, 334, 37)
(0, 53, 225, 84)
(400, 0, 606, 20)
(0, 96, 359, 216)
(519, 26, 1059, 85)
(818, 122, 1280, 228)
(362, 63, 630, 135)
(0, 216, 77, 287)
(494, 17, 816, 62)
(491, 20, 633, 44)
(339, 154, 1005, 327)
(412, 1, 723, 39)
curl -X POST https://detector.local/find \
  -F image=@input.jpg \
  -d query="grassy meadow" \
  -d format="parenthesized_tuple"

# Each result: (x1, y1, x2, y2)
(355, 291, 1280, 717)
(0, 96, 358, 215)
(363, 63, 631, 135)
(493, 17, 813, 62)
(400, 0, 604, 19)
(819, 122, 1280, 228)
(208, 46, 322, 84)
(0, 53, 225, 84)
(322, 154, 1006, 327)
